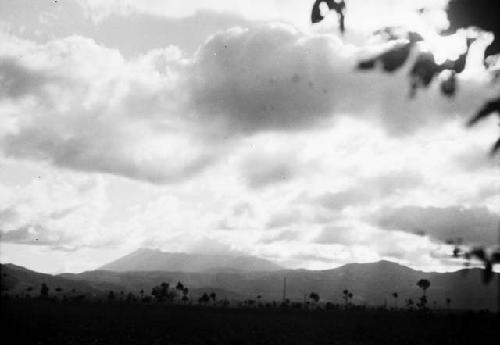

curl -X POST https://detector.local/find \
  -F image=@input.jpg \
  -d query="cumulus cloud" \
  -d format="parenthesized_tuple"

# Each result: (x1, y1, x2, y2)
(185, 24, 491, 137)
(1, 0, 498, 273)
(374, 205, 499, 245)
(0, 33, 216, 184)
(1, 19, 494, 184)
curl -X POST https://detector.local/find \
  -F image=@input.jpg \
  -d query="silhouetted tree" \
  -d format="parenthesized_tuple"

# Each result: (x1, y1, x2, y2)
(152, 282, 171, 303)
(417, 295, 428, 310)
(449, 223, 500, 313)
(126, 292, 135, 303)
(417, 279, 430, 297)
(180, 287, 189, 303)
(392, 292, 399, 309)
(311, 0, 346, 34)
(466, 97, 500, 155)
(107, 290, 115, 301)
(40, 283, 49, 299)
(176, 281, 184, 292)
(405, 298, 414, 310)
(416, 279, 430, 310)
(198, 292, 210, 305)
(309, 292, 320, 304)
(342, 289, 353, 308)
(209, 292, 217, 305)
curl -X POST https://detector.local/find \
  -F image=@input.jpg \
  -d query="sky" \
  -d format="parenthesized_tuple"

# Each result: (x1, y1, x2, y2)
(0, 0, 499, 274)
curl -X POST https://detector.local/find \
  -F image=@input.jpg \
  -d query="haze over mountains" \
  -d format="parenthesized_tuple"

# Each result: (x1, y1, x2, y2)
(1, 250, 498, 311)
(98, 248, 283, 273)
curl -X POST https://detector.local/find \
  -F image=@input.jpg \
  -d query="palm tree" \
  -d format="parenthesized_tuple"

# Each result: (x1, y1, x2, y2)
(416, 279, 430, 297)
(209, 292, 217, 306)
(392, 292, 399, 309)
(416, 279, 430, 310)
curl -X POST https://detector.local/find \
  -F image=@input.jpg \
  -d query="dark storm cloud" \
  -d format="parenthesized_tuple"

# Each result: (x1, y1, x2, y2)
(374, 206, 499, 245)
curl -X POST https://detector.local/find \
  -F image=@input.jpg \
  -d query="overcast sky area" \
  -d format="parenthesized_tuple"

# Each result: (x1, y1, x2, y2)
(0, 0, 499, 274)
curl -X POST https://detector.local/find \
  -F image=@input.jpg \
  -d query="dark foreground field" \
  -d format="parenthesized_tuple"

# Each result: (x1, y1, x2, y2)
(1, 299, 498, 345)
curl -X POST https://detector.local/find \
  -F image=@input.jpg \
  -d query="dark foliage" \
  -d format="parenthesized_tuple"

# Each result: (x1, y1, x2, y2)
(1, 299, 497, 345)
(311, 0, 346, 34)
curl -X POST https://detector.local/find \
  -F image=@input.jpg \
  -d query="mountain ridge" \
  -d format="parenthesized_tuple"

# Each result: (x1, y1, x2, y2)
(2, 259, 497, 311)
(98, 248, 284, 273)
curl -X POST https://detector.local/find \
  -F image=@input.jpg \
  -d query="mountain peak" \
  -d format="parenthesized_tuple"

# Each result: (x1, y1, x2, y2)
(98, 249, 283, 273)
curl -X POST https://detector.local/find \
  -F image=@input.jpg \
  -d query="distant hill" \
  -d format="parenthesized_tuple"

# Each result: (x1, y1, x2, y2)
(2, 260, 498, 311)
(0, 263, 106, 297)
(98, 248, 284, 273)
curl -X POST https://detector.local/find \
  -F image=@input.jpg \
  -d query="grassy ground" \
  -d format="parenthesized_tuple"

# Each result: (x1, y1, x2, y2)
(1, 299, 498, 345)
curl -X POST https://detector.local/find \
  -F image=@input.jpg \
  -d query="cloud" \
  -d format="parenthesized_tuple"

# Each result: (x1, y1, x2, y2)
(0, 207, 18, 225)
(240, 150, 299, 189)
(260, 229, 301, 244)
(0, 57, 56, 98)
(0, 0, 253, 57)
(1, 20, 494, 185)
(374, 205, 499, 245)
(0, 224, 72, 246)
(317, 189, 371, 211)
(0, 170, 112, 250)
(75, 0, 451, 34)
(315, 225, 377, 246)
(315, 171, 423, 210)
(185, 24, 491, 137)
(266, 211, 303, 229)
(186, 237, 244, 256)
(0, 33, 216, 184)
